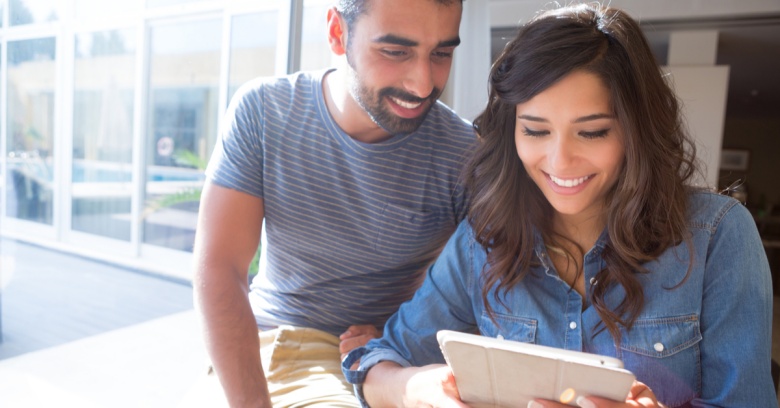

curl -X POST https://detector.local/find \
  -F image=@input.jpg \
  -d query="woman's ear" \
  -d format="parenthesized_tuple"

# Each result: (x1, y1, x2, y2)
(327, 7, 347, 56)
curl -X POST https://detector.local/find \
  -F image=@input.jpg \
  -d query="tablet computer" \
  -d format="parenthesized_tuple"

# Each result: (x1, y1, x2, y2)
(437, 330, 635, 407)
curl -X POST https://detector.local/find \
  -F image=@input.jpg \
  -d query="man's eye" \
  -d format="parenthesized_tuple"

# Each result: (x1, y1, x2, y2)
(381, 49, 407, 57)
(433, 51, 453, 59)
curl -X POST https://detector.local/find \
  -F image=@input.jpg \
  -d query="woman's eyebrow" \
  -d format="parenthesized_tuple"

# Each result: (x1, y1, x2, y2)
(573, 113, 614, 123)
(516, 113, 614, 123)
(517, 114, 547, 122)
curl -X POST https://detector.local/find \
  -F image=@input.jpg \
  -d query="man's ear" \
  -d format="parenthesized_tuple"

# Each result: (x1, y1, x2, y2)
(327, 7, 348, 55)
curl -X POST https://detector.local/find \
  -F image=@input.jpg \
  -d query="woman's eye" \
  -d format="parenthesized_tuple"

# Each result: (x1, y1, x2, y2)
(580, 129, 610, 139)
(522, 127, 548, 137)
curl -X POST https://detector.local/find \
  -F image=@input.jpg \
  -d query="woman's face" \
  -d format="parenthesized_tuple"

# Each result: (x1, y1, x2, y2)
(514, 70, 625, 224)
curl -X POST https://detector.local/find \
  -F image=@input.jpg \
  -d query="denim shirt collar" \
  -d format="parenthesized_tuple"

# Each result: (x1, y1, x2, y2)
(533, 227, 609, 272)
(586, 229, 609, 259)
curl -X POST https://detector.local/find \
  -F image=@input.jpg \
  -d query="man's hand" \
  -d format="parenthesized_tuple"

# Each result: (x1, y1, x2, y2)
(339, 324, 381, 359)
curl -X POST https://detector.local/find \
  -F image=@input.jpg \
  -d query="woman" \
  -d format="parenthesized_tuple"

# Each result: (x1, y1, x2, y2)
(341, 3, 775, 408)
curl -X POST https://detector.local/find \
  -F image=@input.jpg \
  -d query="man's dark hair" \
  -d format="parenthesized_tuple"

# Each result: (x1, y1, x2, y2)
(337, 0, 463, 31)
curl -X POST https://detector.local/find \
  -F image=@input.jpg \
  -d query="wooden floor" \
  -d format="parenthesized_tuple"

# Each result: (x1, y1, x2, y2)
(0, 238, 193, 358)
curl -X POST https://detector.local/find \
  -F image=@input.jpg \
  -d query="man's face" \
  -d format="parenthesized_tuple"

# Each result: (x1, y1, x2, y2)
(344, 0, 462, 135)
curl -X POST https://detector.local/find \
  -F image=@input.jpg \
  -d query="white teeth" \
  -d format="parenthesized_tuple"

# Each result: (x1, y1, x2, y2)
(390, 97, 422, 110)
(550, 174, 591, 187)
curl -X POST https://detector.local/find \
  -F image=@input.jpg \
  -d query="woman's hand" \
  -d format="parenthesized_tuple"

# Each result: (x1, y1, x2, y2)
(404, 364, 470, 407)
(364, 362, 470, 407)
(527, 381, 666, 408)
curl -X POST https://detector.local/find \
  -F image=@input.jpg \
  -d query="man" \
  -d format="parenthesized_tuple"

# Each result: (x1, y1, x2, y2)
(192, 0, 474, 406)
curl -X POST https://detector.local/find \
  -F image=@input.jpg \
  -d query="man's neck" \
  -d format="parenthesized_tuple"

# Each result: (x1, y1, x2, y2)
(322, 69, 394, 144)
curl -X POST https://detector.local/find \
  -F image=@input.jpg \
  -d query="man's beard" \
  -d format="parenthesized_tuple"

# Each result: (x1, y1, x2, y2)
(346, 58, 440, 135)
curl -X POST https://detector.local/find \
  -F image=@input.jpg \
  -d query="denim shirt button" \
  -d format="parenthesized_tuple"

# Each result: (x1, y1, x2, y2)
(654, 342, 665, 352)
(497, 334, 504, 340)
(569, 321, 577, 330)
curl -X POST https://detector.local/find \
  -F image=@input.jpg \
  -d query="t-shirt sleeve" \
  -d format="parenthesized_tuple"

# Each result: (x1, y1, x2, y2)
(205, 80, 265, 198)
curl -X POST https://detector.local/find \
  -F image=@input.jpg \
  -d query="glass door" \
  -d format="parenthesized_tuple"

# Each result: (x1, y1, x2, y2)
(143, 17, 221, 252)
(6, 38, 57, 225)
(71, 29, 137, 241)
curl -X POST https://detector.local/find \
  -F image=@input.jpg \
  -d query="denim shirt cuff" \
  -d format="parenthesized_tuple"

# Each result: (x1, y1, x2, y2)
(341, 346, 413, 407)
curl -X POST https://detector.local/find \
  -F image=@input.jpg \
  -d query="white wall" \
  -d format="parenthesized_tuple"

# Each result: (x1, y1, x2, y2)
(663, 66, 730, 188)
(664, 30, 729, 189)
(449, 0, 491, 120)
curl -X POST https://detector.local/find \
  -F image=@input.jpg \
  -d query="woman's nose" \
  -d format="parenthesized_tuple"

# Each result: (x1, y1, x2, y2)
(548, 135, 577, 169)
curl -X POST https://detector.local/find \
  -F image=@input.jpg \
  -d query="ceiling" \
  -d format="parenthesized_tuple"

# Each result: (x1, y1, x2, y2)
(492, 14, 780, 121)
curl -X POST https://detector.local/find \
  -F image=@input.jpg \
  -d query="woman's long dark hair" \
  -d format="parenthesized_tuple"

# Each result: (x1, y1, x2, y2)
(466, 4, 699, 343)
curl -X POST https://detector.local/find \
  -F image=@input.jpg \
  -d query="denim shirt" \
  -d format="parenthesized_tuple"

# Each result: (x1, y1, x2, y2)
(342, 192, 775, 407)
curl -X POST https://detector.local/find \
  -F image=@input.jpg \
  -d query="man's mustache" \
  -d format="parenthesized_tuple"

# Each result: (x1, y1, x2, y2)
(379, 87, 440, 104)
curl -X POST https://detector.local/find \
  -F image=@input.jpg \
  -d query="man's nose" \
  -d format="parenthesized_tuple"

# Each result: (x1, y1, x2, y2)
(402, 58, 435, 99)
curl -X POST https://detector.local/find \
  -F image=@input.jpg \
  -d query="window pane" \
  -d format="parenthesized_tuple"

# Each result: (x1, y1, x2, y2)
(300, 0, 333, 71)
(72, 30, 137, 241)
(146, 0, 200, 8)
(228, 11, 278, 101)
(6, 38, 56, 224)
(0, 47, 3, 203)
(10, 0, 59, 26)
(145, 19, 220, 251)
(75, 0, 142, 22)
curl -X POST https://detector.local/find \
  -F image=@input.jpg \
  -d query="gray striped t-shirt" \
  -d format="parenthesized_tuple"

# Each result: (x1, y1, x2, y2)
(206, 69, 477, 336)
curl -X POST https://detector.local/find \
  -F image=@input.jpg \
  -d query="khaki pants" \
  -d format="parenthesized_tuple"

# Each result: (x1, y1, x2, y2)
(179, 326, 359, 407)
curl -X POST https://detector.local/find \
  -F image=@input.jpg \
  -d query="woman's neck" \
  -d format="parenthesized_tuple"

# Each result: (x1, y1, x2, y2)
(552, 210, 606, 255)
(547, 212, 606, 299)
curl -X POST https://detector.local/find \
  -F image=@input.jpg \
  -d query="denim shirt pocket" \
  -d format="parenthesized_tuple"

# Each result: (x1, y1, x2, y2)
(619, 314, 702, 407)
(478, 312, 538, 343)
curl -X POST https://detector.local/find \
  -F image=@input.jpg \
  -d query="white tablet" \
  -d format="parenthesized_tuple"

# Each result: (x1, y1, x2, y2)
(437, 330, 636, 407)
